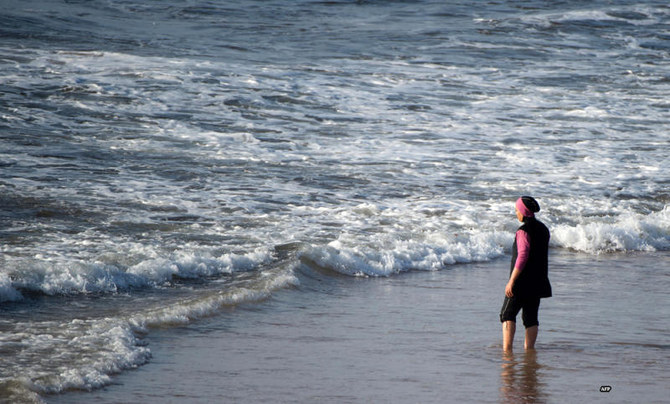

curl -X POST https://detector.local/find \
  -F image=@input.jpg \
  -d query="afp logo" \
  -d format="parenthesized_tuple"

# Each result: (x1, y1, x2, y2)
(599, 385, 612, 393)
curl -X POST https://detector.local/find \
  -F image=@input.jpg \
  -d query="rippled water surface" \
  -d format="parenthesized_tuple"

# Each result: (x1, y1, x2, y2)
(1, 0, 669, 402)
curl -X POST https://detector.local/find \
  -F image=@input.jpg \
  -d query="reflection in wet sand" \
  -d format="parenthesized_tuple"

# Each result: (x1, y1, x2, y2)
(500, 350, 546, 404)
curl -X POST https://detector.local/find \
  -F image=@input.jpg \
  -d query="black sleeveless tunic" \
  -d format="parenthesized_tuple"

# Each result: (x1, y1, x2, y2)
(510, 217, 552, 299)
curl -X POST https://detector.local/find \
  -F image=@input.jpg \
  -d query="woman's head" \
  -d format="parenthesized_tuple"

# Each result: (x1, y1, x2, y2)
(515, 196, 540, 221)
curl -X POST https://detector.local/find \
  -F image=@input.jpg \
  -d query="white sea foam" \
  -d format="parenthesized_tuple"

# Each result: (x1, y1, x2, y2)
(126, 248, 273, 282)
(0, 271, 22, 302)
(37, 322, 150, 394)
(552, 207, 670, 253)
(297, 200, 670, 275)
(3, 248, 273, 301)
(515, 6, 661, 28)
(130, 266, 299, 329)
(2, 266, 298, 397)
(1, 318, 150, 397)
(301, 229, 508, 277)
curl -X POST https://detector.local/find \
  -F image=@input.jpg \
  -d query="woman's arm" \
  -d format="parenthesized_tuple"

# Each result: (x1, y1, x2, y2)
(505, 230, 530, 297)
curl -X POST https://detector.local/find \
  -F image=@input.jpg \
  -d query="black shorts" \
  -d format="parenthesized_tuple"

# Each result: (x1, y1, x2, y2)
(500, 296, 541, 328)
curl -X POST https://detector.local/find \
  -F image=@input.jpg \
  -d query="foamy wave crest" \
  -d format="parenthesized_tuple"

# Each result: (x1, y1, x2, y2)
(515, 7, 659, 28)
(131, 267, 299, 329)
(126, 248, 272, 282)
(1, 318, 150, 398)
(6, 248, 273, 301)
(0, 271, 22, 302)
(1, 266, 298, 401)
(300, 231, 507, 277)
(9, 261, 148, 297)
(552, 207, 670, 253)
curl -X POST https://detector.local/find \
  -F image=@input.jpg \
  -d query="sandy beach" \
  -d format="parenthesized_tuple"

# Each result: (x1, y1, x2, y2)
(48, 250, 670, 404)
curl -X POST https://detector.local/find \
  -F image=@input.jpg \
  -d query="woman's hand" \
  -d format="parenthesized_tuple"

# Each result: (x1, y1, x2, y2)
(505, 280, 515, 298)
(506, 267, 522, 298)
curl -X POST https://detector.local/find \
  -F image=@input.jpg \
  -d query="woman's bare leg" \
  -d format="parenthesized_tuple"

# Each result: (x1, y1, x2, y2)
(525, 325, 538, 350)
(503, 321, 516, 352)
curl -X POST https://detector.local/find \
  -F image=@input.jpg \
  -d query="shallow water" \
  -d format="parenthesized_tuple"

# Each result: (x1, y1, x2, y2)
(1, 0, 670, 402)
(48, 250, 670, 404)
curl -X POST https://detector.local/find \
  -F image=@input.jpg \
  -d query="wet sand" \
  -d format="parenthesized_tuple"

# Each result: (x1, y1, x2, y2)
(49, 250, 670, 403)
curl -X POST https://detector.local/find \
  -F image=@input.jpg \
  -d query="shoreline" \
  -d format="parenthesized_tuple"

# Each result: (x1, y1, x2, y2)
(47, 250, 670, 403)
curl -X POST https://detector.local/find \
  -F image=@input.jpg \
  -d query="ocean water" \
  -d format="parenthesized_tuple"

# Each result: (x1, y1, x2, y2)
(46, 250, 670, 404)
(0, 0, 669, 402)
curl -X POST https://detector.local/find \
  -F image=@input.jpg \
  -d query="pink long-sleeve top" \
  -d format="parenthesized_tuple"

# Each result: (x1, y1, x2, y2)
(514, 229, 531, 271)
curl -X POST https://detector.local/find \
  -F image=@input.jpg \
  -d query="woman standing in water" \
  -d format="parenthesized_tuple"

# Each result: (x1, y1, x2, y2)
(500, 196, 552, 352)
